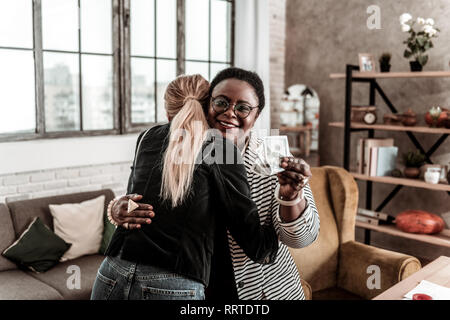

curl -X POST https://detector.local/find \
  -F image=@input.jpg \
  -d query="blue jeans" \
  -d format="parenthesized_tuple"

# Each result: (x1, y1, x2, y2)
(90, 253, 205, 300)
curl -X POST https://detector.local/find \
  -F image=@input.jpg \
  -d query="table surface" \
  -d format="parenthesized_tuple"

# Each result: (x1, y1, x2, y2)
(373, 256, 450, 300)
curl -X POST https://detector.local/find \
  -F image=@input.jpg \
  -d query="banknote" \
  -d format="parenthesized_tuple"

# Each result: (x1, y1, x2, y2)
(252, 136, 292, 176)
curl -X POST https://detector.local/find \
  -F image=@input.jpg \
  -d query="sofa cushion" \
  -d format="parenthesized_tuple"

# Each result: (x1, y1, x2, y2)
(26, 254, 105, 300)
(0, 269, 63, 300)
(7, 189, 115, 237)
(49, 195, 105, 261)
(0, 203, 17, 271)
(2, 217, 71, 273)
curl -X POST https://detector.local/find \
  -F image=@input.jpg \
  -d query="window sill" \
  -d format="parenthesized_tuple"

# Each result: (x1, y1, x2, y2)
(0, 133, 140, 175)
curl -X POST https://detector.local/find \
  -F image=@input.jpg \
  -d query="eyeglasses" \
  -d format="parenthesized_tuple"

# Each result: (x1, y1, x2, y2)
(211, 96, 259, 119)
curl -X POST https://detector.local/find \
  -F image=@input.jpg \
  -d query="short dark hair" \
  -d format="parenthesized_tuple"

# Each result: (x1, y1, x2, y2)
(209, 67, 265, 112)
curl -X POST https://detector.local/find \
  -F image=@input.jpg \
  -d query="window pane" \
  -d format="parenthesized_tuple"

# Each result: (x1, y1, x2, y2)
(185, 61, 209, 81)
(0, 49, 35, 133)
(80, 0, 112, 54)
(156, 0, 176, 58)
(210, 63, 230, 81)
(130, 0, 155, 56)
(211, 0, 231, 62)
(185, 0, 209, 61)
(0, 0, 33, 48)
(156, 59, 176, 122)
(81, 55, 113, 130)
(42, 0, 78, 51)
(131, 57, 155, 123)
(44, 52, 80, 132)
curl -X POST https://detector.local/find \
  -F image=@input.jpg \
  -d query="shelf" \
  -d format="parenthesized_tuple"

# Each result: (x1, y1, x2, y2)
(330, 71, 450, 79)
(351, 172, 450, 191)
(356, 221, 450, 248)
(280, 125, 312, 132)
(329, 122, 450, 134)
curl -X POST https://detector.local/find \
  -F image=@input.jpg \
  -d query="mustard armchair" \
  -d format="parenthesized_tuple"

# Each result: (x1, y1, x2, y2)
(291, 166, 421, 300)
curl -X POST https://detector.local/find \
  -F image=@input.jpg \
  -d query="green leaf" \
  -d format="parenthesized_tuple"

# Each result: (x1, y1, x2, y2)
(417, 37, 425, 47)
(418, 55, 428, 66)
(404, 50, 412, 58)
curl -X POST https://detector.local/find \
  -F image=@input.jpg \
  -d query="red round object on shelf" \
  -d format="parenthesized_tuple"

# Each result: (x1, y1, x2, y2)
(413, 293, 432, 300)
(395, 210, 445, 234)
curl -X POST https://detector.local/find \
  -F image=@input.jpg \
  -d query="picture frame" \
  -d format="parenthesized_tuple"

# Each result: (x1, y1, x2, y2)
(358, 53, 376, 73)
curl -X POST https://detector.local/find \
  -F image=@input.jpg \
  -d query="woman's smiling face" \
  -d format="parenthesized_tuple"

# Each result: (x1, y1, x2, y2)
(207, 78, 260, 144)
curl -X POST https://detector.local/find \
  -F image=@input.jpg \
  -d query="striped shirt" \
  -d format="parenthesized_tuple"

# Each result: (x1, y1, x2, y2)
(227, 134, 320, 300)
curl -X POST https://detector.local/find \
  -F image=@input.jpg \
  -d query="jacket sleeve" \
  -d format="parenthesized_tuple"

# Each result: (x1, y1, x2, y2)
(126, 129, 149, 195)
(207, 137, 279, 265)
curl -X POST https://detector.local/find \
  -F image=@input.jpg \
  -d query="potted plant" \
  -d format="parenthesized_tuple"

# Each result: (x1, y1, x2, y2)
(399, 13, 440, 71)
(379, 53, 392, 72)
(403, 150, 426, 178)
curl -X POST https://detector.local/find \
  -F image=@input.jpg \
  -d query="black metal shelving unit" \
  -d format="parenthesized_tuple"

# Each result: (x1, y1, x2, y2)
(341, 64, 450, 245)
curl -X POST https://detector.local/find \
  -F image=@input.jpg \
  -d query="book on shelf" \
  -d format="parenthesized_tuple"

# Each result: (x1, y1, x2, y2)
(375, 146, 398, 176)
(362, 138, 394, 175)
(356, 215, 380, 225)
(357, 208, 396, 225)
(356, 138, 364, 174)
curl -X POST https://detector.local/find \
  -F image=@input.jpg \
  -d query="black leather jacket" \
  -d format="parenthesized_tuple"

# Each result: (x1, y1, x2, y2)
(105, 123, 278, 285)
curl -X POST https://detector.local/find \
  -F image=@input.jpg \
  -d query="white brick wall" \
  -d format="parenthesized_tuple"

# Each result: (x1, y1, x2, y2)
(0, 162, 132, 204)
(269, 0, 286, 129)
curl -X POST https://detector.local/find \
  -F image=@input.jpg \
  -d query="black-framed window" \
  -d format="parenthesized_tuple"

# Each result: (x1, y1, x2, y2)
(184, 0, 233, 82)
(0, 0, 234, 141)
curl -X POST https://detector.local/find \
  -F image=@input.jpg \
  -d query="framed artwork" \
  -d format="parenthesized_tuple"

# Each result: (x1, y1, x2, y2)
(359, 53, 376, 73)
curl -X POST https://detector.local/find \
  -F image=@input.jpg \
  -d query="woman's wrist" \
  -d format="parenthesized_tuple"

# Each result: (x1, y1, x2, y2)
(275, 185, 304, 207)
(107, 196, 121, 227)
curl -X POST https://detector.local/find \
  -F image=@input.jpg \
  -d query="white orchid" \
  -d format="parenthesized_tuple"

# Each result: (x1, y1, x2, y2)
(423, 24, 437, 37)
(425, 18, 435, 26)
(399, 13, 412, 24)
(401, 14, 439, 69)
(401, 24, 411, 32)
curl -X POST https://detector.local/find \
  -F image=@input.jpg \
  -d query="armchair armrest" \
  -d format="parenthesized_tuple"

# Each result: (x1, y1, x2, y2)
(337, 241, 421, 299)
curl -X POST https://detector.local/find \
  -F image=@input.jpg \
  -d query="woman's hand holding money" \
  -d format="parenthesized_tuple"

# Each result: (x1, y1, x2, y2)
(277, 157, 312, 200)
(276, 157, 312, 222)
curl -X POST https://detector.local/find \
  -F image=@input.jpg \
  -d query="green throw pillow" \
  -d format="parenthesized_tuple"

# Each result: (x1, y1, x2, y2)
(98, 212, 116, 255)
(2, 217, 71, 273)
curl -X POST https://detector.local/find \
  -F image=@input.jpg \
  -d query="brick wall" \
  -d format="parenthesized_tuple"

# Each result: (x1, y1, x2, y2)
(0, 161, 132, 203)
(269, 0, 286, 129)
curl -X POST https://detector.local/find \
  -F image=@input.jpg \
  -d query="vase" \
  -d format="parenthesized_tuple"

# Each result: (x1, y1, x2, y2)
(424, 168, 440, 184)
(380, 64, 391, 72)
(404, 167, 420, 179)
(410, 61, 422, 72)
(401, 109, 417, 126)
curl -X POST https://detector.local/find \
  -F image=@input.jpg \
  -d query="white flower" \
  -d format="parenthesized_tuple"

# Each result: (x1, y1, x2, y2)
(423, 25, 437, 36)
(417, 17, 425, 25)
(401, 24, 411, 32)
(425, 18, 435, 26)
(399, 13, 412, 24)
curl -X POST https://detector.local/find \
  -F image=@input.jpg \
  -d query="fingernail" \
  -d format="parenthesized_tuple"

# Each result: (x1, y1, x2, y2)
(147, 219, 151, 224)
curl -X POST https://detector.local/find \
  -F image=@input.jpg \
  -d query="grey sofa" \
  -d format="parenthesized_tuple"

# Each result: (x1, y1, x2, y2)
(0, 189, 115, 300)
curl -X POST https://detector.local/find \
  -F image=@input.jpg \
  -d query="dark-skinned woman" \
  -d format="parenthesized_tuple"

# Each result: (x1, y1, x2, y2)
(109, 68, 320, 300)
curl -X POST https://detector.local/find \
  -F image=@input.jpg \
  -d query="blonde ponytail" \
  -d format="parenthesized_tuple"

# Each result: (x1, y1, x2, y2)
(160, 74, 210, 207)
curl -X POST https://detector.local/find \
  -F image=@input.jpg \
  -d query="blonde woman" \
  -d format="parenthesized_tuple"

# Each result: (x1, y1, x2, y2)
(90, 74, 278, 300)
(110, 68, 320, 300)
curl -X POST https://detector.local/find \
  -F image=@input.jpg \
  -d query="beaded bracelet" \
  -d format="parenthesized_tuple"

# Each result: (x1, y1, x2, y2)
(107, 196, 122, 227)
